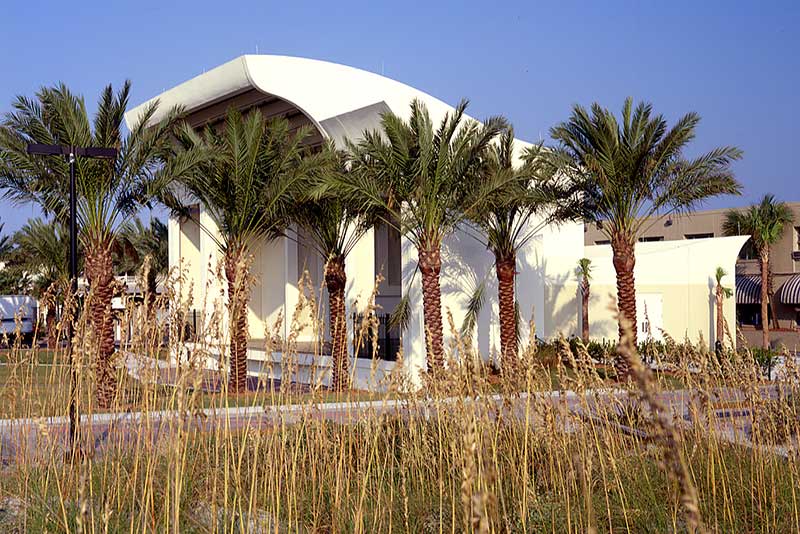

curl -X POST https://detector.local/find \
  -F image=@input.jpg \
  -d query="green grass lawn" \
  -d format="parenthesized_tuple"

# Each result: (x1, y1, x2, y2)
(0, 361, 389, 419)
(0, 355, 691, 420)
(0, 348, 63, 365)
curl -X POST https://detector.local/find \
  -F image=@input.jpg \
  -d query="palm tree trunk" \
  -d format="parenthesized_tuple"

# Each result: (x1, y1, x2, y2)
(46, 304, 58, 350)
(146, 272, 158, 321)
(581, 279, 590, 343)
(611, 235, 637, 377)
(224, 249, 251, 393)
(85, 245, 118, 409)
(495, 252, 517, 367)
(418, 242, 445, 371)
(767, 267, 781, 330)
(715, 287, 724, 347)
(325, 255, 349, 391)
(760, 251, 770, 349)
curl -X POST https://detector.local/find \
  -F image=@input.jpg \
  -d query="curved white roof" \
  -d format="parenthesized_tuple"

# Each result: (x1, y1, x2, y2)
(125, 55, 533, 154)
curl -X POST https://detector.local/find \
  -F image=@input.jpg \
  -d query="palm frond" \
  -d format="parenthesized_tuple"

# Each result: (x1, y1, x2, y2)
(460, 278, 487, 338)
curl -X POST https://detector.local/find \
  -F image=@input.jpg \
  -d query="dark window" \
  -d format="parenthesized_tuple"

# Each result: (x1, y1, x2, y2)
(739, 240, 759, 260)
(795, 226, 800, 250)
(737, 304, 761, 327)
(387, 225, 402, 286)
(352, 312, 400, 361)
(595, 240, 610, 245)
(685, 232, 714, 240)
(639, 236, 665, 242)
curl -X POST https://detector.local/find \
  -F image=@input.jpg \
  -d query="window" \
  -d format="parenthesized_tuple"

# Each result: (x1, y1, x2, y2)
(739, 240, 758, 260)
(639, 236, 664, 242)
(386, 226, 402, 286)
(795, 226, 800, 251)
(737, 305, 761, 327)
(595, 240, 610, 245)
(685, 232, 714, 240)
(296, 226, 321, 285)
(353, 312, 400, 361)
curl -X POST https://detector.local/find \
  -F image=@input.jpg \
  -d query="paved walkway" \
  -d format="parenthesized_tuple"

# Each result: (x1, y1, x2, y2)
(0, 383, 786, 464)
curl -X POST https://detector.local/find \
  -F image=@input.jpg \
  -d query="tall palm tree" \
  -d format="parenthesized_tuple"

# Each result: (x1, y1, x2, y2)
(293, 148, 381, 391)
(328, 99, 507, 371)
(172, 109, 323, 393)
(117, 217, 168, 312)
(460, 130, 558, 365)
(714, 266, 733, 348)
(0, 82, 195, 408)
(549, 98, 741, 375)
(577, 258, 593, 343)
(723, 195, 794, 348)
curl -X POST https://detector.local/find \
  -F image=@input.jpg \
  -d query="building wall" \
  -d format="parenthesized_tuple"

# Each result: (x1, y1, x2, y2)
(399, 219, 584, 384)
(584, 204, 800, 275)
(175, 214, 203, 309)
(584, 203, 800, 329)
(584, 236, 748, 347)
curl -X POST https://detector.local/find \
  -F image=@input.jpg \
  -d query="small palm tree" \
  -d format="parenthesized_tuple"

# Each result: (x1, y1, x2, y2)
(14, 218, 71, 348)
(577, 258, 593, 343)
(723, 195, 794, 348)
(714, 266, 733, 348)
(549, 98, 742, 376)
(460, 129, 558, 365)
(0, 82, 193, 408)
(116, 217, 168, 313)
(293, 148, 381, 391)
(172, 109, 323, 393)
(331, 99, 507, 371)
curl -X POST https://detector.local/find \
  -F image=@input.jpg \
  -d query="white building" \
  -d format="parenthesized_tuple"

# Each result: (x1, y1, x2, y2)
(126, 55, 748, 389)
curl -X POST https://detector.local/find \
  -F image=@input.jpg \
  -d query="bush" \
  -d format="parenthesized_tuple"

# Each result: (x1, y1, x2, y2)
(748, 347, 780, 379)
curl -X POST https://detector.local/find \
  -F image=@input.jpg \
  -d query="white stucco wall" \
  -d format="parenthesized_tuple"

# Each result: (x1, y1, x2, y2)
(585, 236, 748, 347)
(400, 219, 584, 385)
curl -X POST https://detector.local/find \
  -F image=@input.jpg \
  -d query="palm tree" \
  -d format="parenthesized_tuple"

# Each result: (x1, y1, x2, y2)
(0, 82, 194, 408)
(548, 98, 741, 375)
(13, 218, 71, 349)
(713, 266, 733, 348)
(723, 195, 794, 348)
(328, 99, 507, 371)
(577, 258, 593, 343)
(0, 223, 11, 257)
(292, 148, 380, 391)
(117, 217, 168, 312)
(460, 130, 558, 365)
(172, 109, 323, 393)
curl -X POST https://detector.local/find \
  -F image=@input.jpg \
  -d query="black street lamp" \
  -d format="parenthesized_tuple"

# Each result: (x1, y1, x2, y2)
(26, 143, 117, 457)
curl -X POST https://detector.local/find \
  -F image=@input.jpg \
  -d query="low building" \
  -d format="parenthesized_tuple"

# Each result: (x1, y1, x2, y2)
(584, 204, 800, 348)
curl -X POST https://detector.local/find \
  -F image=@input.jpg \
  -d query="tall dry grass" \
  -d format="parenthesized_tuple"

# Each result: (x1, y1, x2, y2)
(0, 265, 797, 533)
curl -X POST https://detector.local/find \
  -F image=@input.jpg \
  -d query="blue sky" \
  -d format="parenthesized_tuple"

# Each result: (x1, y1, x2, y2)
(1, 0, 798, 232)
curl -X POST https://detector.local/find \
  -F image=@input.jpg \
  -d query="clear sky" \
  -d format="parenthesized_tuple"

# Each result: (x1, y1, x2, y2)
(1, 0, 798, 232)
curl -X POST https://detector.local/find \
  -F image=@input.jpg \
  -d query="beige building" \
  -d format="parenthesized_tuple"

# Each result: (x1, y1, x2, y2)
(584, 203, 800, 348)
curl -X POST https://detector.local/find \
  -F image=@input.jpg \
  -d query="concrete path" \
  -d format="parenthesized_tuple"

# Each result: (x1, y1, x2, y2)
(1, 383, 787, 465)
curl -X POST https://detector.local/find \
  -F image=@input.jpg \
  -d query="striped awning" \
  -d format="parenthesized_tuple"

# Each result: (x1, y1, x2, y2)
(736, 275, 761, 305)
(778, 274, 800, 305)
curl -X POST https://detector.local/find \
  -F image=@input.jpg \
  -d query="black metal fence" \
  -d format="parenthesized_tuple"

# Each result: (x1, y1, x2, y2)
(182, 309, 200, 341)
(352, 312, 401, 361)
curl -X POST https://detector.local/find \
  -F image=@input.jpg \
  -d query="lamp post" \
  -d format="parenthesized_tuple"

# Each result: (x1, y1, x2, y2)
(26, 143, 117, 457)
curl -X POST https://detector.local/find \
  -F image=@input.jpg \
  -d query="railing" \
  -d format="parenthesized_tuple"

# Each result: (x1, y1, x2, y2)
(181, 310, 201, 342)
(352, 312, 401, 361)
